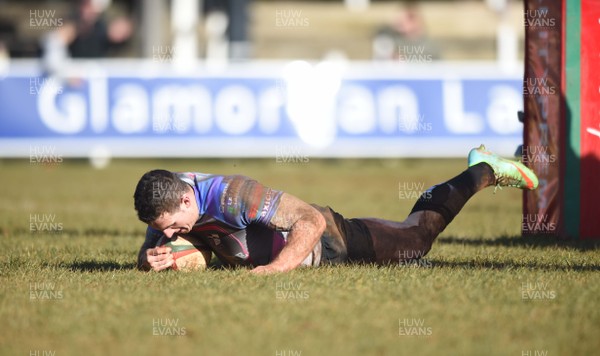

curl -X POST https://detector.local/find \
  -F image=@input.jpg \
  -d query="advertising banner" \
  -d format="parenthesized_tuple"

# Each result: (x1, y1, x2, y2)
(0, 61, 522, 158)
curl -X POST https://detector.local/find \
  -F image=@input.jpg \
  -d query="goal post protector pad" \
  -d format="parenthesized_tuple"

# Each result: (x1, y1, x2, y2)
(523, 0, 600, 239)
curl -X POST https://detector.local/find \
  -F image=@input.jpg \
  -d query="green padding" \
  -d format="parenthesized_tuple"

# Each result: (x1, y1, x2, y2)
(564, 0, 581, 237)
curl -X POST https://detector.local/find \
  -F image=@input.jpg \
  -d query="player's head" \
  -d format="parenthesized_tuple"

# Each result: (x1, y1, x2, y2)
(134, 170, 198, 237)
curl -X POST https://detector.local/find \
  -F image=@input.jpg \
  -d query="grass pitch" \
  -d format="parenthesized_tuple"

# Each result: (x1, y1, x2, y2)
(1, 158, 599, 356)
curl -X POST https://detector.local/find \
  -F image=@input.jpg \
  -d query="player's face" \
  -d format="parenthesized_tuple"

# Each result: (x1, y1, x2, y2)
(150, 189, 199, 238)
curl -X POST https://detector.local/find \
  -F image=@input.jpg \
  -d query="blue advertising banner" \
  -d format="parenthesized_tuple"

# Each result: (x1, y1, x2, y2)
(0, 61, 523, 158)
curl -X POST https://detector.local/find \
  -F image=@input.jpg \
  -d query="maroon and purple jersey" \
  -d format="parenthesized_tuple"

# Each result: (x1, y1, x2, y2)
(142, 172, 321, 267)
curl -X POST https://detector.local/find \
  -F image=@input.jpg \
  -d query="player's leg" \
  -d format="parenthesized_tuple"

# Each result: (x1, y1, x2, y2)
(309, 204, 378, 264)
(363, 162, 494, 263)
(362, 145, 539, 264)
(309, 162, 494, 265)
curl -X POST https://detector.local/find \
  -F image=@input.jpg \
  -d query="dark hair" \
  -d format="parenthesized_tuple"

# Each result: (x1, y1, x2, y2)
(133, 170, 189, 223)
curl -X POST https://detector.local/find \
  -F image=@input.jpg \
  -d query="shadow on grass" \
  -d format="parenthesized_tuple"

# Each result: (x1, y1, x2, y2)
(7, 227, 142, 237)
(427, 259, 600, 272)
(437, 235, 600, 251)
(67, 260, 137, 272)
(65, 260, 229, 272)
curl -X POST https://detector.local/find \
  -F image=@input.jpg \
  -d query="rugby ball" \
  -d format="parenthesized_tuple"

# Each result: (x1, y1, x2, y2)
(156, 235, 212, 271)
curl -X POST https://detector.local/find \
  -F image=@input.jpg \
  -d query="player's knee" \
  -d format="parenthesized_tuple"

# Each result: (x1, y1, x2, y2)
(397, 227, 433, 261)
(414, 234, 433, 258)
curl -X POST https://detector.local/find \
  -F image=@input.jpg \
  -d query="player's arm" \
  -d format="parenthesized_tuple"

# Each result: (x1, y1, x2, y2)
(252, 193, 325, 274)
(218, 175, 325, 273)
(137, 226, 173, 272)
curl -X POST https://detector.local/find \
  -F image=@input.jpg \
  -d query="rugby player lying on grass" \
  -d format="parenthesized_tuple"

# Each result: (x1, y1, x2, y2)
(134, 145, 538, 274)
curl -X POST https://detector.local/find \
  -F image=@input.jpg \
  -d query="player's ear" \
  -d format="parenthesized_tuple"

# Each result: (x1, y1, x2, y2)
(181, 191, 192, 208)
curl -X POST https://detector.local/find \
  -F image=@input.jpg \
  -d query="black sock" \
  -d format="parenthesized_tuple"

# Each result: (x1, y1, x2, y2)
(410, 163, 494, 225)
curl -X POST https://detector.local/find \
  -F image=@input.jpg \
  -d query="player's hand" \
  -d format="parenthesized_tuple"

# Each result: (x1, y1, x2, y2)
(250, 264, 283, 275)
(145, 246, 174, 271)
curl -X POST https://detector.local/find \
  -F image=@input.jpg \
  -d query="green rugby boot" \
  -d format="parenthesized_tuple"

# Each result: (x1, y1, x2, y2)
(468, 144, 539, 190)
